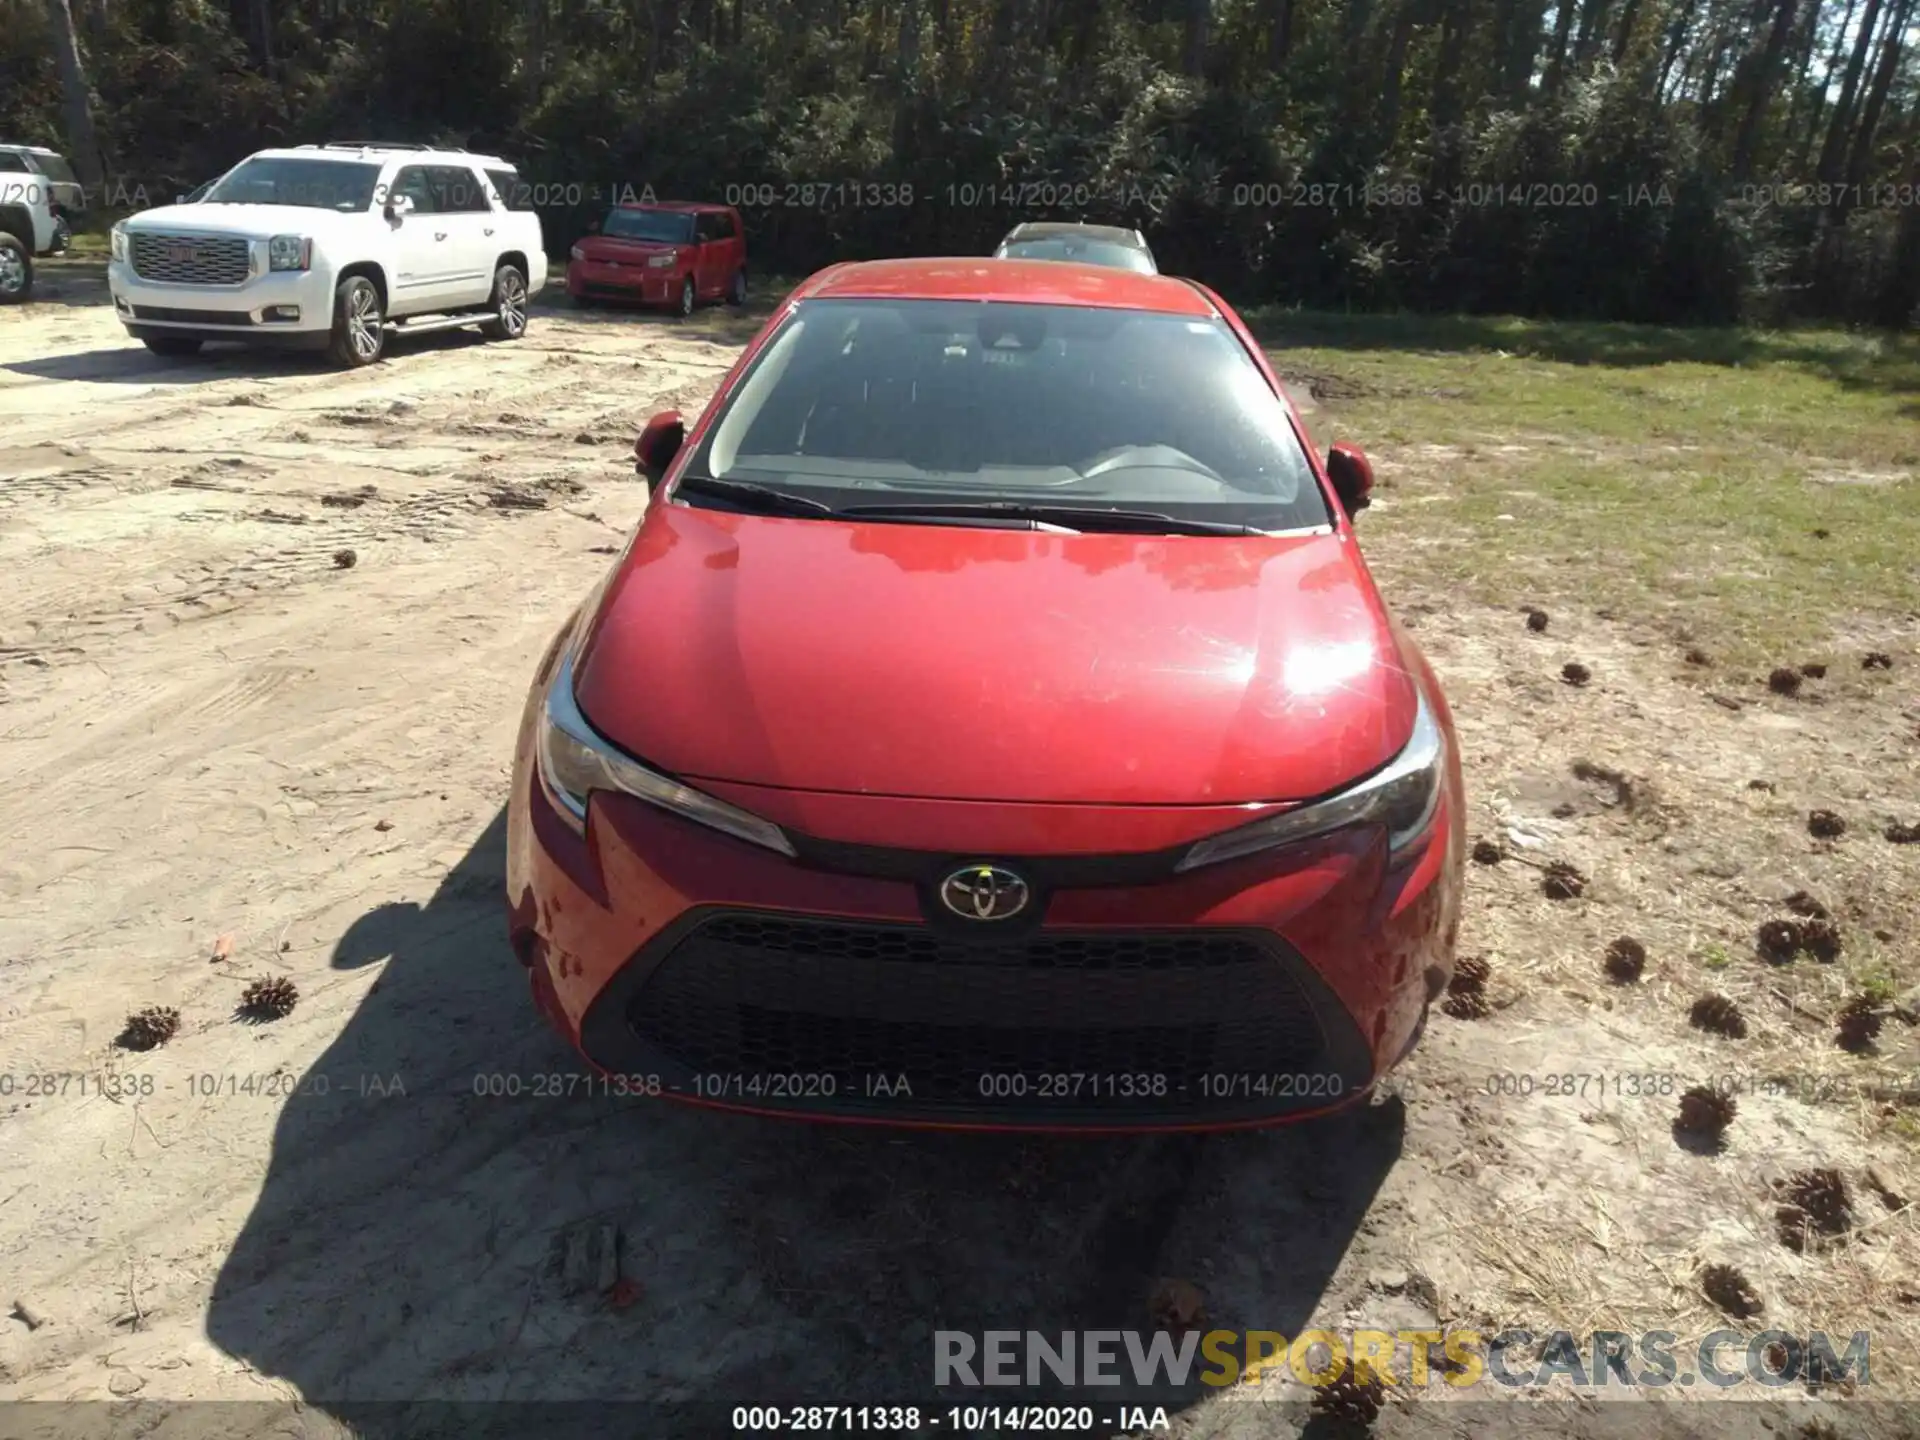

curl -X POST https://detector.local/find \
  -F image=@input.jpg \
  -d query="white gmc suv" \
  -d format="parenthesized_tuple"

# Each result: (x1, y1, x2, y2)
(107, 143, 549, 367)
(0, 143, 83, 303)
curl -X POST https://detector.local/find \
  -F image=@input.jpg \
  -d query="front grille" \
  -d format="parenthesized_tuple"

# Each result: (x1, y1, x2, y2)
(130, 232, 251, 286)
(622, 913, 1342, 1118)
(131, 305, 252, 326)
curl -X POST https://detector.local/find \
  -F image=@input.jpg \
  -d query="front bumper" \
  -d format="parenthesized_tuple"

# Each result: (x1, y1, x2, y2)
(506, 681, 1462, 1133)
(108, 258, 335, 340)
(566, 259, 680, 305)
(575, 908, 1378, 1128)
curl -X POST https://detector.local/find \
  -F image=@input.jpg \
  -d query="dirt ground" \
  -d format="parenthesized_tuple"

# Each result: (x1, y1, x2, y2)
(1, 260, 1917, 1440)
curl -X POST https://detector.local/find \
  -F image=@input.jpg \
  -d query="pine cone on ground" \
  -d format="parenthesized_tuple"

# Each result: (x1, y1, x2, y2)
(1807, 809, 1846, 839)
(1699, 1263, 1763, 1320)
(1442, 988, 1492, 1020)
(1676, 1084, 1737, 1137)
(1757, 919, 1803, 962)
(1542, 860, 1586, 899)
(1836, 995, 1884, 1051)
(1689, 993, 1748, 1039)
(1774, 1168, 1853, 1250)
(1310, 1370, 1386, 1428)
(1801, 917, 1842, 962)
(1603, 937, 1646, 982)
(238, 976, 299, 1022)
(118, 1006, 181, 1051)
(1450, 956, 1491, 990)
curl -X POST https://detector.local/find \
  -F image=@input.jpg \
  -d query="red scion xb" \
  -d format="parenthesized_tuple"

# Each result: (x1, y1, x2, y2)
(566, 200, 747, 316)
(506, 257, 1466, 1131)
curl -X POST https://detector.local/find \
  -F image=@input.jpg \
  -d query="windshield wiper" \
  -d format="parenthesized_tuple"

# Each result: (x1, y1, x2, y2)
(673, 474, 838, 517)
(837, 501, 1267, 536)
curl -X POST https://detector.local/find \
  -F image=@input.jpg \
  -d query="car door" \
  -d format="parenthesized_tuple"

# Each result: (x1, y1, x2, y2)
(713, 209, 745, 289)
(385, 164, 451, 315)
(428, 164, 496, 308)
(693, 212, 727, 299)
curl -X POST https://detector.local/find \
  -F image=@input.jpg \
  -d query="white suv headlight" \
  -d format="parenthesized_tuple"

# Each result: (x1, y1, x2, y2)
(646, 254, 676, 269)
(537, 646, 795, 856)
(268, 235, 312, 271)
(1174, 686, 1446, 873)
(110, 223, 127, 263)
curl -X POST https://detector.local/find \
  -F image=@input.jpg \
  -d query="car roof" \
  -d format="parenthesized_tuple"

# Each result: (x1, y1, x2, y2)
(795, 258, 1213, 316)
(1002, 222, 1147, 247)
(611, 200, 731, 212)
(1, 144, 62, 156)
(254, 145, 513, 167)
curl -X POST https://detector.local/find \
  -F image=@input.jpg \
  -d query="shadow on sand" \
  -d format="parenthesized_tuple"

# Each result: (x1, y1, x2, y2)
(1, 316, 538, 385)
(202, 814, 1405, 1436)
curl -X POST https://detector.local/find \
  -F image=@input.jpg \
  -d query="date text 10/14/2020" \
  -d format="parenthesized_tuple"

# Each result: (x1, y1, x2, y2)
(1479, 1070, 1906, 1103)
(0, 1070, 404, 1100)
(465, 1071, 1351, 1102)
(730, 1407, 1172, 1433)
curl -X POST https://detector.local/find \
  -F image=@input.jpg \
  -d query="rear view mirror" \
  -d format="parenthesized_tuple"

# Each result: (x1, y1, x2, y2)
(636, 411, 686, 484)
(1327, 442, 1374, 516)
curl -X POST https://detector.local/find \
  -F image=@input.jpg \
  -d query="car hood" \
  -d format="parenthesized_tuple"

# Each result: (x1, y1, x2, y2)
(122, 202, 366, 238)
(574, 235, 688, 261)
(572, 506, 1418, 806)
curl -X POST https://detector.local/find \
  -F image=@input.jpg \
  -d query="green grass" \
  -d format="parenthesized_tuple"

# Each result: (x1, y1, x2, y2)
(1852, 959, 1900, 1007)
(1247, 310, 1920, 661)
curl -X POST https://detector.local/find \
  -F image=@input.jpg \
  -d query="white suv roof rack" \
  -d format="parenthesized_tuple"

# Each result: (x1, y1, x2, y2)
(277, 142, 512, 167)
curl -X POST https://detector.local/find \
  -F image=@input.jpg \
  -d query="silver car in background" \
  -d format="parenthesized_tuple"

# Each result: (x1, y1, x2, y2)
(993, 222, 1157, 274)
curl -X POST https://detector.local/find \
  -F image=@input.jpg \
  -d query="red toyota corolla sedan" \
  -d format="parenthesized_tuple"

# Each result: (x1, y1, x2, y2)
(505, 257, 1465, 1131)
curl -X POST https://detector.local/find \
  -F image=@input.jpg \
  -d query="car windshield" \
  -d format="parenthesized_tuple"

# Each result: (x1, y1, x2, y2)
(601, 208, 696, 243)
(686, 298, 1328, 531)
(203, 158, 383, 211)
(997, 238, 1157, 274)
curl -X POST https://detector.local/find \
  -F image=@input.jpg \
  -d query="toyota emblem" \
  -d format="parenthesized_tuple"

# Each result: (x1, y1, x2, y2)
(937, 863, 1031, 922)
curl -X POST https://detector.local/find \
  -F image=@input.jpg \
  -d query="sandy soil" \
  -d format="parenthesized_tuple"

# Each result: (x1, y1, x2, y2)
(1, 261, 1916, 1439)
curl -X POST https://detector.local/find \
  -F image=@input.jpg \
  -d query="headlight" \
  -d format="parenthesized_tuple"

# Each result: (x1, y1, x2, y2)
(1174, 685, 1446, 873)
(536, 646, 795, 856)
(646, 253, 676, 269)
(268, 235, 312, 271)
(570, 245, 586, 261)
(110, 223, 127, 263)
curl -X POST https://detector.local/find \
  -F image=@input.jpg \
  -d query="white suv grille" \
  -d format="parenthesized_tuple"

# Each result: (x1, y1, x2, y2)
(130, 233, 251, 286)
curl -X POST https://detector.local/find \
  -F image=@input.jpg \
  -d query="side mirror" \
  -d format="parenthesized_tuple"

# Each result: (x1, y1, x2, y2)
(635, 410, 686, 484)
(1326, 442, 1374, 516)
(385, 194, 414, 221)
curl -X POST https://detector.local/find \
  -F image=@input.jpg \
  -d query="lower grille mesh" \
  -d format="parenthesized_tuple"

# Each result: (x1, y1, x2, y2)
(131, 305, 251, 325)
(626, 913, 1334, 1115)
